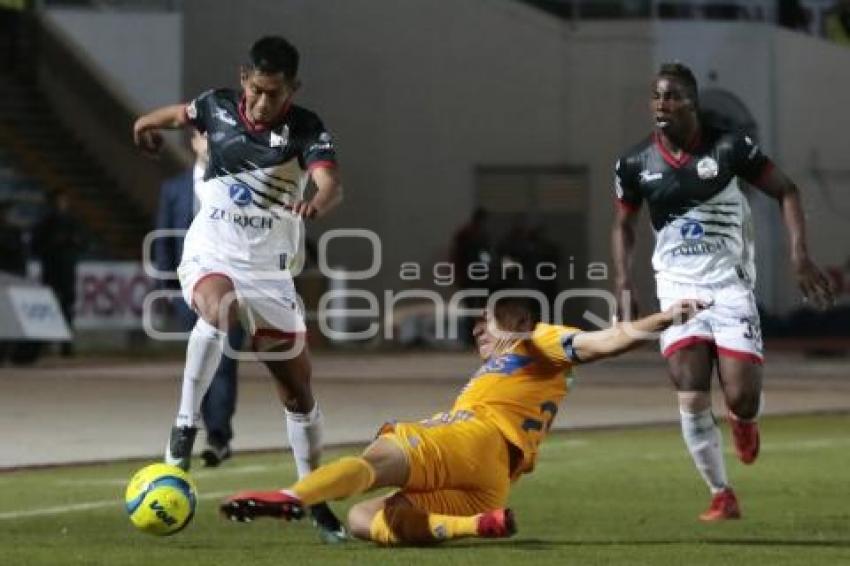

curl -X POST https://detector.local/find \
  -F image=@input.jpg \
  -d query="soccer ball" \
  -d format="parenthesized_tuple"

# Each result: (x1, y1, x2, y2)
(124, 463, 197, 535)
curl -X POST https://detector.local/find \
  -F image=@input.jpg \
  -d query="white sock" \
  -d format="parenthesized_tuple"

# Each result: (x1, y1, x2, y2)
(174, 318, 226, 428)
(680, 408, 728, 494)
(285, 403, 324, 479)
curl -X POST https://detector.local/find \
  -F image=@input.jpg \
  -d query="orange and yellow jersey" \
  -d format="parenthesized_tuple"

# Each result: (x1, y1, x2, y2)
(448, 322, 581, 477)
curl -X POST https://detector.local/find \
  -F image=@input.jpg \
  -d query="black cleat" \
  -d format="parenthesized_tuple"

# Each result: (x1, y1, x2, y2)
(200, 444, 232, 468)
(310, 502, 348, 544)
(165, 425, 197, 471)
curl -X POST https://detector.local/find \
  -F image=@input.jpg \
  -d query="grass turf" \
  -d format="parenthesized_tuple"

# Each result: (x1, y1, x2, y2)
(1, 413, 848, 565)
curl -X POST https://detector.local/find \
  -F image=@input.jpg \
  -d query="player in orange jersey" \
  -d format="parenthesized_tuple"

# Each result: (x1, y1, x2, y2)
(220, 292, 705, 545)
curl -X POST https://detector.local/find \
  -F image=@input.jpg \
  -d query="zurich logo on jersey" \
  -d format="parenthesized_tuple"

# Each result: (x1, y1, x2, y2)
(680, 220, 705, 240)
(229, 183, 252, 207)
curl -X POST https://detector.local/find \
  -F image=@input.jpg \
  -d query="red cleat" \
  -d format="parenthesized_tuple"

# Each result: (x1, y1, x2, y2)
(699, 488, 741, 522)
(728, 414, 760, 464)
(477, 508, 517, 538)
(220, 490, 304, 523)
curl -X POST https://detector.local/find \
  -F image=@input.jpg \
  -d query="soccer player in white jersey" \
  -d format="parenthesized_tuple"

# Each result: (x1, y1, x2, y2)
(611, 62, 833, 521)
(133, 36, 345, 540)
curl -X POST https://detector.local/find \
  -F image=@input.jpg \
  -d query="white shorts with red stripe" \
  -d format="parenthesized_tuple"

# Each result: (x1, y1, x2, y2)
(657, 278, 763, 364)
(178, 253, 305, 340)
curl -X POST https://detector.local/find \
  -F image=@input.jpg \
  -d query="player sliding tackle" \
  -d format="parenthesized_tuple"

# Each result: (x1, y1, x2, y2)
(221, 293, 706, 545)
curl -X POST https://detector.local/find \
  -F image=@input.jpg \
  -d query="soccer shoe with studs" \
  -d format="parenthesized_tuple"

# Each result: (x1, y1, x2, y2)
(728, 414, 760, 465)
(310, 502, 349, 544)
(200, 443, 232, 468)
(165, 425, 198, 471)
(699, 488, 741, 522)
(477, 508, 517, 538)
(220, 490, 305, 523)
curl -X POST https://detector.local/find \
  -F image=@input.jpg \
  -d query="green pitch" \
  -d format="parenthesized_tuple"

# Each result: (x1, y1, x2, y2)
(1, 414, 848, 566)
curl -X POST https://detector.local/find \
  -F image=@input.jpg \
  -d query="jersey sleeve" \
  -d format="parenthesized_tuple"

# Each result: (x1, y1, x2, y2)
(614, 156, 642, 211)
(301, 114, 338, 171)
(729, 132, 772, 186)
(184, 89, 214, 133)
(529, 323, 583, 368)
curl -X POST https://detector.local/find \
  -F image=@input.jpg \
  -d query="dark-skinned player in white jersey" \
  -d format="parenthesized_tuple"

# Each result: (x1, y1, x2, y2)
(611, 62, 833, 521)
(133, 36, 346, 542)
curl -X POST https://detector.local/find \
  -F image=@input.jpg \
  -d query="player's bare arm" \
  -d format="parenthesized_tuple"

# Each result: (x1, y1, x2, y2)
(572, 299, 706, 363)
(611, 203, 640, 319)
(752, 166, 834, 309)
(132, 103, 189, 155)
(292, 166, 343, 219)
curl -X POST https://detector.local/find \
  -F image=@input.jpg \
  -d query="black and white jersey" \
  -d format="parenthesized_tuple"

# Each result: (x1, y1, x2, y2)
(182, 88, 336, 270)
(615, 126, 772, 287)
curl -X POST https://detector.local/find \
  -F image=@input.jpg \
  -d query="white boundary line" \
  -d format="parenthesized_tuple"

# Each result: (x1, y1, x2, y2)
(54, 464, 276, 487)
(0, 490, 232, 521)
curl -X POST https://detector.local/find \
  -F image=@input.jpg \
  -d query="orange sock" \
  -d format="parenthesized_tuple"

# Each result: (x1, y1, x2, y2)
(289, 456, 375, 506)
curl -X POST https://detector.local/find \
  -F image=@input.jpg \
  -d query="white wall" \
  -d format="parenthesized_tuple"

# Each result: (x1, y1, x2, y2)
(773, 28, 850, 309)
(45, 8, 182, 112)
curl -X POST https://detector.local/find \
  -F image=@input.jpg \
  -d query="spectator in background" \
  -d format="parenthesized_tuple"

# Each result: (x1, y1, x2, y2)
(777, 0, 810, 32)
(0, 0, 26, 73)
(496, 216, 533, 271)
(449, 207, 493, 345)
(33, 192, 82, 357)
(0, 202, 25, 276)
(155, 130, 245, 468)
(825, 0, 850, 44)
(0, 202, 27, 365)
(527, 224, 561, 308)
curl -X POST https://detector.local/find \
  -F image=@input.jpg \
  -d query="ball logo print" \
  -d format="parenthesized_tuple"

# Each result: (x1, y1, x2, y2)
(680, 220, 705, 240)
(125, 463, 198, 535)
(229, 184, 252, 207)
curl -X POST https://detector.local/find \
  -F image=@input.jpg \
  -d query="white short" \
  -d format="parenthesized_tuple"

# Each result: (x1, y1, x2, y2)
(656, 278, 763, 364)
(177, 253, 305, 339)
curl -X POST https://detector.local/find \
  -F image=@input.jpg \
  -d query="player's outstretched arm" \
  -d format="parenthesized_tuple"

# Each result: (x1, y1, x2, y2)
(571, 299, 706, 363)
(132, 104, 190, 155)
(752, 166, 834, 309)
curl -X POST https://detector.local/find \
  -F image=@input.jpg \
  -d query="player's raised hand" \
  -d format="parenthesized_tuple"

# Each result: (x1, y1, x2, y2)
(663, 299, 708, 326)
(133, 120, 164, 155)
(793, 256, 834, 310)
(291, 200, 319, 219)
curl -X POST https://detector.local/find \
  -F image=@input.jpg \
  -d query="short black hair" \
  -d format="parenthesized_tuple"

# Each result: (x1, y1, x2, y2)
(490, 274, 543, 330)
(247, 36, 300, 81)
(492, 294, 542, 330)
(657, 61, 699, 107)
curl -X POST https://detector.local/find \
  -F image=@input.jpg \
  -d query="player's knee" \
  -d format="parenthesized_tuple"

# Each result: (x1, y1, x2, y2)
(668, 366, 712, 393)
(728, 391, 760, 420)
(362, 439, 409, 488)
(194, 297, 238, 331)
(347, 503, 376, 541)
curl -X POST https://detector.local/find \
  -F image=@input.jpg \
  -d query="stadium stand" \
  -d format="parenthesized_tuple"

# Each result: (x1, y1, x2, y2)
(0, 75, 147, 258)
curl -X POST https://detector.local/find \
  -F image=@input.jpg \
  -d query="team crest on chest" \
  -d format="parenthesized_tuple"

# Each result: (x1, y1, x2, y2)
(270, 125, 290, 148)
(696, 157, 719, 179)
